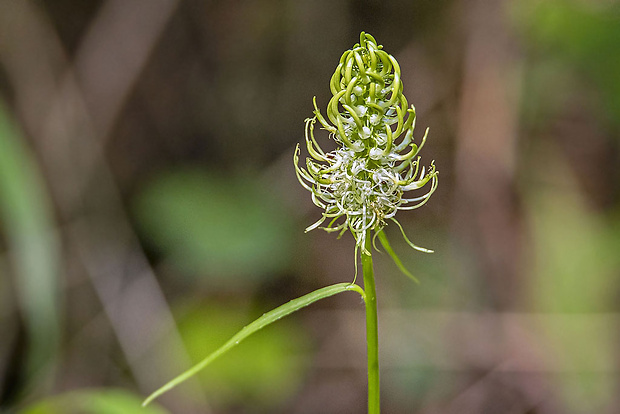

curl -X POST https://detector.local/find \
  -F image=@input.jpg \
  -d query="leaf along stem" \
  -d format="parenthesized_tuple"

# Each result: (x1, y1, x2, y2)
(142, 282, 365, 407)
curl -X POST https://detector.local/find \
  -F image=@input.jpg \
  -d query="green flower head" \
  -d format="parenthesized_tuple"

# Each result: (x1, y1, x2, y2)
(294, 32, 438, 254)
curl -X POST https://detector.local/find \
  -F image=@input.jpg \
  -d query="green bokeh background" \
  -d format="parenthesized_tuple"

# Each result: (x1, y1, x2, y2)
(1, 1, 619, 413)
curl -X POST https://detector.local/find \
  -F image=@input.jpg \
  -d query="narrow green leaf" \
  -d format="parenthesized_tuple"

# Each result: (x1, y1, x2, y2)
(143, 283, 366, 406)
(377, 230, 419, 284)
(21, 389, 169, 414)
(0, 104, 61, 378)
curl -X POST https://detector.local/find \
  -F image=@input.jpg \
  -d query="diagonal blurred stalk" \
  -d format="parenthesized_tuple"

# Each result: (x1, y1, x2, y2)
(74, 0, 181, 141)
(0, 104, 61, 385)
(0, 1, 207, 411)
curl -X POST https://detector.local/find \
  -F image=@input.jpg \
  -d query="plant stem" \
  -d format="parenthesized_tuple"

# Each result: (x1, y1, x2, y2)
(362, 231, 380, 414)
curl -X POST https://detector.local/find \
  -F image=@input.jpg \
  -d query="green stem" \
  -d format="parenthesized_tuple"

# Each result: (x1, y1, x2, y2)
(362, 231, 380, 414)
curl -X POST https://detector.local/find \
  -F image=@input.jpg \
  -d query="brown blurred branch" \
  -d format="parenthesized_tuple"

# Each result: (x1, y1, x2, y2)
(447, 1, 564, 413)
(453, 0, 522, 311)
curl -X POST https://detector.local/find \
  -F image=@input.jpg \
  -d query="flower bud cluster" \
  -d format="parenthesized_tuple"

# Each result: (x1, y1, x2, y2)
(294, 32, 438, 251)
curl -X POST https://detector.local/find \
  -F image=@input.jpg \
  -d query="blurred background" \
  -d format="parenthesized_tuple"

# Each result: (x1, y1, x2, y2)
(1, 0, 619, 413)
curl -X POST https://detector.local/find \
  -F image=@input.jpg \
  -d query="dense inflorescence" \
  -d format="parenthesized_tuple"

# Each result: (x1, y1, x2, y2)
(294, 32, 438, 253)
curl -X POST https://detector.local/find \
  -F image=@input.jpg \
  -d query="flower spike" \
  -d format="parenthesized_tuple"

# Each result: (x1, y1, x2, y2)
(294, 32, 439, 257)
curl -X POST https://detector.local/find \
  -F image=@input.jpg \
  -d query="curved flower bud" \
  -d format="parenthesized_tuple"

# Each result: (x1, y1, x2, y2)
(294, 32, 439, 254)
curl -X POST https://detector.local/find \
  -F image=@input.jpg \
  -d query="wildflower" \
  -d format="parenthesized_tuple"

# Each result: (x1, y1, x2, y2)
(294, 32, 438, 254)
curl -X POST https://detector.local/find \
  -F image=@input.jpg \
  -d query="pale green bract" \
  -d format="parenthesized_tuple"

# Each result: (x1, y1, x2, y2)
(294, 32, 438, 254)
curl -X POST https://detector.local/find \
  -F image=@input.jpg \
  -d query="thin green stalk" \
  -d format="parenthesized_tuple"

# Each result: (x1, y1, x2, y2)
(362, 230, 379, 414)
